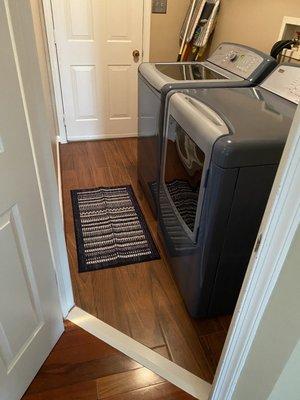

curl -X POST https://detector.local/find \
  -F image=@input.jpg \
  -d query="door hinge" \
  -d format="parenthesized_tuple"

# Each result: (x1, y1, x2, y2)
(254, 233, 263, 253)
(62, 114, 67, 129)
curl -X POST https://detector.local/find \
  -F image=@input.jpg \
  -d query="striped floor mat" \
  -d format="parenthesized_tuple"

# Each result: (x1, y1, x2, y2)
(71, 185, 160, 272)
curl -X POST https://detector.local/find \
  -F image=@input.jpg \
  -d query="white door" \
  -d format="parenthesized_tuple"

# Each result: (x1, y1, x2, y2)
(52, 0, 144, 141)
(0, 3, 64, 399)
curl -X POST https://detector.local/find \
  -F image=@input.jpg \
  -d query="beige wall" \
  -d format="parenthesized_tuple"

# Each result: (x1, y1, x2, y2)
(232, 226, 300, 400)
(150, 0, 190, 62)
(210, 0, 300, 54)
(268, 339, 300, 400)
(30, 0, 59, 177)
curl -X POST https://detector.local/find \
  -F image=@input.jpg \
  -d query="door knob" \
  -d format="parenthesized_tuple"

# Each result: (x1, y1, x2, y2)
(133, 49, 140, 58)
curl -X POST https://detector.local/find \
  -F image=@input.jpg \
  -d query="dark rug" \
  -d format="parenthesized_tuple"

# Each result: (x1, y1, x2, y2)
(71, 185, 160, 272)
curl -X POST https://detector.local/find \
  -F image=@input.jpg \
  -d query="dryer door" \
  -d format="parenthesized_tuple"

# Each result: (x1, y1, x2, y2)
(161, 93, 229, 243)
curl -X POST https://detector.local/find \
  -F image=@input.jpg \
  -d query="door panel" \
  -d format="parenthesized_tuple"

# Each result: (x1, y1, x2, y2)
(71, 65, 98, 119)
(52, 0, 143, 140)
(66, 0, 93, 40)
(0, 206, 43, 372)
(108, 66, 131, 119)
(0, 2, 63, 399)
(106, 0, 129, 39)
(106, 0, 133, 40)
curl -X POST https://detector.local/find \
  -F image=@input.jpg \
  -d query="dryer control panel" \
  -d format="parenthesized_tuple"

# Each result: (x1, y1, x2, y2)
(208, 43, 274, 80)
(261, 64, 300, 104)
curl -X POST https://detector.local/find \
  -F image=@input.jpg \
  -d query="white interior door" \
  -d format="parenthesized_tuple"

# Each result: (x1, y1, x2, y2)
(0, 3, 64, 399)
(52, 0, 144, 141)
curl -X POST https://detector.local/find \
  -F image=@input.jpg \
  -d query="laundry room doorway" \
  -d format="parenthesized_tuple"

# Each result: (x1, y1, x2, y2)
(44, 0, 151, 141)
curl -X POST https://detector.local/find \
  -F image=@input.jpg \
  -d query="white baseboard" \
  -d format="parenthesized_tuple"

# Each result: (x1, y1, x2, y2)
(58, 137, 68, 144)
(66, 133, 138, 142)
(67, 307, 211, 399)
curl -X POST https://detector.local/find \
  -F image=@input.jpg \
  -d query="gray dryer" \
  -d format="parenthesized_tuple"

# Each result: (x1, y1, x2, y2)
(158, 64, 299, 317)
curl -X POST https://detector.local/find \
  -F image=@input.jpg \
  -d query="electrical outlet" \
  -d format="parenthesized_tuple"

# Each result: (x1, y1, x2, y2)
(152, 0, 168, 14)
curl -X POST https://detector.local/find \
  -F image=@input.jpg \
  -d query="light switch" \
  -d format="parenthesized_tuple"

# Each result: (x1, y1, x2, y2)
(152, 0, 168, 14)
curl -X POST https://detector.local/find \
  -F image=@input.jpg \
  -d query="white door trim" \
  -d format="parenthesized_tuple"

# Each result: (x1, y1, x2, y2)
(68, 306, 212, 399)
(143, 0, 152, 62)
(210, 103, 300, 399)
(56, 136, 63, 213)
(10, 0, 74, 318)
(42, 0, 152, 142)
(42, 0, 67, 143)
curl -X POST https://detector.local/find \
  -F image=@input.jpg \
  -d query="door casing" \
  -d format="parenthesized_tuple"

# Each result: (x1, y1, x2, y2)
(9, 0, 74, 318)
(0, 1, 65, 398)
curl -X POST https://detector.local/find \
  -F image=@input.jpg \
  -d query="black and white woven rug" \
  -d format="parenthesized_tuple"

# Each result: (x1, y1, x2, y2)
(71, 185, 160, 273)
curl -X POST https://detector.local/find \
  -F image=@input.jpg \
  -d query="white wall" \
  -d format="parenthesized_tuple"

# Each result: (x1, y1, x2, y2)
(268, 339, 300, 400)
(232, 226, 300, 400)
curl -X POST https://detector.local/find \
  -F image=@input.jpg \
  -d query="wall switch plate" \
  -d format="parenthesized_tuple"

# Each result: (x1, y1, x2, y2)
(152, 0, 168, 14)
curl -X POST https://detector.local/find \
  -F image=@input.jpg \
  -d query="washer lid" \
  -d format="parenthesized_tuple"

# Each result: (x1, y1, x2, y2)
(175, 86, 296, 168)
(155, 63, 228, 81)
(139, 61, 240, 92)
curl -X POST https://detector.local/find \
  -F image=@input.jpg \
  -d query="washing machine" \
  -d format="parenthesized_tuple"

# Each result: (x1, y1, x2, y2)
(158, 64, 299, 318)
(138, 43, 276, 216)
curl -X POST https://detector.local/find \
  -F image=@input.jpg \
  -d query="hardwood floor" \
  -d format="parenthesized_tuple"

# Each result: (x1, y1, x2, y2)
(60, 138, 231, 383)
(22, 322, 195, 400)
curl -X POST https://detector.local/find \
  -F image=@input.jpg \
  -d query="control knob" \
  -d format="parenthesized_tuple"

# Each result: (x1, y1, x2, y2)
(228, 51, 238, 62)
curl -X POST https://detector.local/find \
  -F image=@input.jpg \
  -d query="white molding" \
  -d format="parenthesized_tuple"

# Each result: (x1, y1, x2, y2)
(67, 132, 138, 142)
(57, 136, 68, 144)
(210, 104, 300, 400)
(56, 136, 63, 215)
(67, 307, 211, 400)
(143, 0, 152, 62)
(41, 0, 67, 143)
(7, 0, 74, 318)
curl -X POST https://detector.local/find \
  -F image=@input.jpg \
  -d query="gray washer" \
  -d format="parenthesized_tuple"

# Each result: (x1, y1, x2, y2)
(138, 42, 276, 216)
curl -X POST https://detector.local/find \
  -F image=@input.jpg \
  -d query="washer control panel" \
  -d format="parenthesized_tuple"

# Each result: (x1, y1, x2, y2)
(261, 65, 300, 104)
(208, 43, 267, 79)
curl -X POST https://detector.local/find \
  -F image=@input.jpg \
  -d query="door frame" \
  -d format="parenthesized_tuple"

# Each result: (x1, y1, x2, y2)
(41, 0, 152, 143)
(8, 0, 74, 318)
(42, 0, 67, 143)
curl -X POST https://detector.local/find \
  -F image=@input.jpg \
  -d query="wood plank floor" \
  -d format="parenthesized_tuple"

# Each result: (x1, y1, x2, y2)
(60, 138, 231, 382)
(22, 321, 196, 400)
